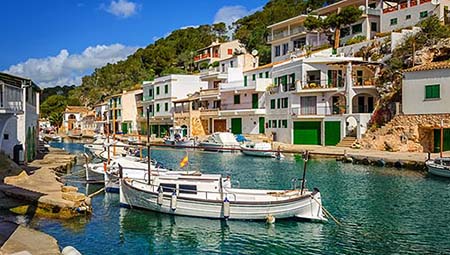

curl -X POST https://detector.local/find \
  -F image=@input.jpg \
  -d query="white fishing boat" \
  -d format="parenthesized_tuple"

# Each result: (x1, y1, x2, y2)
(426, 157, 450, 178)
(198, 132, 240, 152)
(163, 126, 194, 147)
(83, 135, 106, 152)
(120, 171, 325, 221)
(240, 142, 284, 158)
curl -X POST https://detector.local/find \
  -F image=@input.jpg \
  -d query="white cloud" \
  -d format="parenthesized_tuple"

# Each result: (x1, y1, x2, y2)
(104, 0, 139, 18)
(213, 5, 262, 26)
(4, 44, 139, 88)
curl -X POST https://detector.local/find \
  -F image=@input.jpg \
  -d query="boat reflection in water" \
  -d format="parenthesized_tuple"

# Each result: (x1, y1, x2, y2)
(118, 207, 324, 254)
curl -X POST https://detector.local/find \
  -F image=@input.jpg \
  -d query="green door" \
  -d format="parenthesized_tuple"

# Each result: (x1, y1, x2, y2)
(434, 128, 450, 152)
(122, 123, 128, 134)
(293, 121, 321, 145)
(252, 94, 258, 109)
(231, 118, 242, 134)
(259, 117, 265, 134)
(325, 121, 341, 146)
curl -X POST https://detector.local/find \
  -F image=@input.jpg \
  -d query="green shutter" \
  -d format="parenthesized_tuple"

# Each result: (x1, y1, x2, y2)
(244, 76, 248, 86)
(270, 99, 275, 109)
(259, 117, 265, 133)
(231, 118, 242, 134)
(265, 71, 269, 78)
(252, 74, 256, 81)
(252, 94, 258, 109)
(425, 84, 440, 99)
(277, 98, 281, 108)
(234, 94, 240, 104)
(325, 121, 341, 146)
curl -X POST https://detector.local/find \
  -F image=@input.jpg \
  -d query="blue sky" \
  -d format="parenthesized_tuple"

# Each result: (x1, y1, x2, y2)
(1, 0, 267, 87)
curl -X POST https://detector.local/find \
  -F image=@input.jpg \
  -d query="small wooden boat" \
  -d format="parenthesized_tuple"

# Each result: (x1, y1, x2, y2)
(68, 133, 83, 140)
(198, 132, 240, 152)
(119, 171, 325, 221)
(163, 126, 194, 147)
(240, 142, 284, 158)
(426, 157, 450, 178)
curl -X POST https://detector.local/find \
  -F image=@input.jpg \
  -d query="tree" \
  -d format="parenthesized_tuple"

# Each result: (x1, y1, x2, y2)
(48, 112, 63, 127)
(40, 95, 67, 118)
(323, 6, 363, 49)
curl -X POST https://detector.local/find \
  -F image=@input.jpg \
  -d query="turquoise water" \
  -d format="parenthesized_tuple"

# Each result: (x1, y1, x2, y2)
(28, 143, 450, 254)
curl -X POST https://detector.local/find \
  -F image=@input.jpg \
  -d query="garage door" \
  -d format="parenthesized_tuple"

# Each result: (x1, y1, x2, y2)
(231, 118, 242, 134)
(214, 119, 226, 132)
(325, 121, 341, 146)
(293, 121, 321, 145)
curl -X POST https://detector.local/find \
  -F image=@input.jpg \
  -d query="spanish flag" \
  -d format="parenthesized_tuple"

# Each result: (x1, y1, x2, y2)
(180, 154, 189, 168)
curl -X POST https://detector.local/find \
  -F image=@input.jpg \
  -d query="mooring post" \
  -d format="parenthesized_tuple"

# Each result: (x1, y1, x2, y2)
(300, 150, 309, 195)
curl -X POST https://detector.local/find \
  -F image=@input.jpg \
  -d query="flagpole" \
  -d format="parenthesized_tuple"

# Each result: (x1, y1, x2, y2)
(147, 106, 151, 185)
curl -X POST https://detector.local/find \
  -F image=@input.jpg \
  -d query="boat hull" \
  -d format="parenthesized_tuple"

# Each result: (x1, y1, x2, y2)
(164, 140, 194, 147)
(85, 163, 105, 182)
(120, 179, 324, 221)
(241, 148, 274, 157)
(427, 164, 450, 178)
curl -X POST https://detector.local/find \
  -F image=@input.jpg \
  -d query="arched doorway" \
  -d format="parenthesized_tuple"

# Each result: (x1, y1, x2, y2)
(330, 93, 346, 115)
(345, 116, 358, 137)
(68, 114, 76, 130)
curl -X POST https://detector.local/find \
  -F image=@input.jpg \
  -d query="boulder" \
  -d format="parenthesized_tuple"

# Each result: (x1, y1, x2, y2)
(61, 186, 78, 193)
(61, 192, 86, 202)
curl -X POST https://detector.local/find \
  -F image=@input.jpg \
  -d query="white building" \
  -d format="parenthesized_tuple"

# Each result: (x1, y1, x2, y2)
(0, 72, 40, 163)
(194, 40, 246, 70)
(142, 75, 207, 137)
(265, 54, 380, 145)
(403, 61, 450, 114)
(63, 106, 89, 134)
(93, 102, 108, 134)
(121, 89, 142, 135)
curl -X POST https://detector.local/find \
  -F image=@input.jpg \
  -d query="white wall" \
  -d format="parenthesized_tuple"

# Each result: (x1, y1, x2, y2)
(403, 69, 450, 114)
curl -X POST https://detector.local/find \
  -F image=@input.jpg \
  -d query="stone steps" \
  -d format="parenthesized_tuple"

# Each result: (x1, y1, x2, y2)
(336, 137, 357, 147)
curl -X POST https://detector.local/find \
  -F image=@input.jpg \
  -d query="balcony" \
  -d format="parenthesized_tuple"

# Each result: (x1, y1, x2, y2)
(291, 105, 347, 117)
(0, 83, 23, 113)
(267, 26, 309, 42)
(194, 52, 220, 62)
(199, 88, 220, 98)
(353, 78, 377, 88)
(383, 0, 430, 14)
(199, 108, 219, 117)
(220, 80, 254, 91)
(143, 95, 153, 102)
(297, 79, 344, 92)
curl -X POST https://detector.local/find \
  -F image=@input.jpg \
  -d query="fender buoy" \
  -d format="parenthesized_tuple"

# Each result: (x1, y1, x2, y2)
(170, 191, 177, 210)
(223, 197, 230, 219)
(157, 186, 164, 205)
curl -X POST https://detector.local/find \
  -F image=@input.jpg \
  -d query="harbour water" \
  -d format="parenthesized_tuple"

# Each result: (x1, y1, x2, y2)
(24, 143, 450, 254)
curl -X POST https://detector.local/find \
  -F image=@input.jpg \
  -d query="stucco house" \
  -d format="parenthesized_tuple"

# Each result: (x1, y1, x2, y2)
(0, 72, 40, 163)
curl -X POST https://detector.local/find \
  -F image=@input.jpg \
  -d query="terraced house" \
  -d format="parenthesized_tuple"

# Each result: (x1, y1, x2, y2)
(141, 75, 206, 137)
(0, 72, 40, 164)
(265, 53, 381, 145)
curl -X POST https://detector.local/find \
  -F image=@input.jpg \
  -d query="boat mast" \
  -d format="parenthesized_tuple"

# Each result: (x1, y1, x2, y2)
(300, 150, 309, 195)
(146, 106, 152, 184)
(440, 119, 444, 158)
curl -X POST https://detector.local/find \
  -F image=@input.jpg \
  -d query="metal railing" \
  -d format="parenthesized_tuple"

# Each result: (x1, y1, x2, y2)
(290, 106, 347, 116)
(0, 83, 23, 111)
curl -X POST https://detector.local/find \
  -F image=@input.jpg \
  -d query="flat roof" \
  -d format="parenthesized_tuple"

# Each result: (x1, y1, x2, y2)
(0, 72, 41, 91)
(267, 15, 309, 29)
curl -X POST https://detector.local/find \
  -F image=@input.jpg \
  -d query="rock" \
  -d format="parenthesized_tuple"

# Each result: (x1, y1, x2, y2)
(61, 192, 86, 202)
(61, 186, 78, 193)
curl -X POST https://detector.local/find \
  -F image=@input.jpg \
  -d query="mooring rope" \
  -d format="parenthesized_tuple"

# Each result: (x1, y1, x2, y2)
(312, 197, 342, 226)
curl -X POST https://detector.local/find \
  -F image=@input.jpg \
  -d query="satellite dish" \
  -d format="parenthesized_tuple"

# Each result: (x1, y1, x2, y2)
(359, 5, 366, 12)
(251, 49, 259, 56)
(431, 0, 440, 5)
(329, 27, 336, 33)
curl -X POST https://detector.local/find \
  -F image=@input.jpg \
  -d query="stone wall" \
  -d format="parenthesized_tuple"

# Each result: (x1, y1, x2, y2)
(359, 114, 450, 152)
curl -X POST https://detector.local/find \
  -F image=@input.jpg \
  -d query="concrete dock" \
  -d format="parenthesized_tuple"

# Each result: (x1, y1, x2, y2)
(273, 143, 450, 170)
(0, 147, 91, 219)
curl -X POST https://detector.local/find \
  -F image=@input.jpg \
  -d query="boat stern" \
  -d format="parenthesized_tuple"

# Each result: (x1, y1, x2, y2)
(295, 188, 327, 222)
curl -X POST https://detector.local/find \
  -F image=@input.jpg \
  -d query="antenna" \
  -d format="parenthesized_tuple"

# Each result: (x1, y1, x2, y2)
(431, 0, 440, 5)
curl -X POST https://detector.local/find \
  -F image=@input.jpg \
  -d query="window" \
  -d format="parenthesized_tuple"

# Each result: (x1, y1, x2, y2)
(268, 120, 272, 128)
(227, 49, 233, 55)
(275, 45, 281, 57)
(164, 84, 168, 94)
(277, 98, 281, 108)
(282, 43, 289, 55)
(282, 97, 288, 108)
(352, 23, 362, 34)
(293, 38, 306, 50)
(244, 76, 248, 86)
(300, 96, 317, 115)
(278, 120, 282, 128)
(156, 104, 160, 112)
(230, 61, 234, 68)
(420, 11, 428, 19)
(265, 71, 269, 78)
(425, 84, 440, 99)
(179, 184, 197, 194)
(149, 105, 153, 113)
(160, 183, 176, 193)
(270, 99, 276, 109)
(406, 14, 411, 20)
(371, 22, 378, 32)
(234, 94, 240, 104)
(272, 120, 277, 128)
(222, 64, 225, 73)
(156, 86, 160, 95)
(390, 18, 398, 26)
(252, 74, 256, 81)
(165, 102, 169, 111)
(149, 88, 153, 97)
(3, 134, 9, 140)
(259, 73, 263, 78)
(282, 120, 288, 128)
